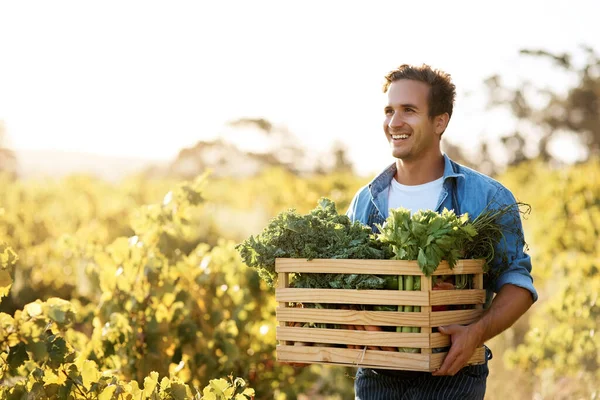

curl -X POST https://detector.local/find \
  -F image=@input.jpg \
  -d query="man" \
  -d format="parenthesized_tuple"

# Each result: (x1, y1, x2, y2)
(346, 64, 537, 399)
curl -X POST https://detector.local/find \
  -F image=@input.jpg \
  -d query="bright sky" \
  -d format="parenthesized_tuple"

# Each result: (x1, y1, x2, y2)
(1, 0, 599, 175)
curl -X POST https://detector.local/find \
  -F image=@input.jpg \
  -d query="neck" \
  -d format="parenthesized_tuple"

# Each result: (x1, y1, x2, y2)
(394, 153, 445, 185)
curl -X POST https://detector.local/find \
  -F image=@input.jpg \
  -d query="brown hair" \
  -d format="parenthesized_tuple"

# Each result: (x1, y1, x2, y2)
(383, 64, 456, 120)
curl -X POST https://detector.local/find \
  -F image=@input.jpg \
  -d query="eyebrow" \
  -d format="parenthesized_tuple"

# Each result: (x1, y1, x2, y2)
(385, 103, 420, 110)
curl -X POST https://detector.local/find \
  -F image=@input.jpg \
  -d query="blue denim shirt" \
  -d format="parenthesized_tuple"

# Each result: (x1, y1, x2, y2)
(346, 154, 537, 302)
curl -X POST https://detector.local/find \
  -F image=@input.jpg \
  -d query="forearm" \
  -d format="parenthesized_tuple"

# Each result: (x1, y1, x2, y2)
(472, 284, 534, 346)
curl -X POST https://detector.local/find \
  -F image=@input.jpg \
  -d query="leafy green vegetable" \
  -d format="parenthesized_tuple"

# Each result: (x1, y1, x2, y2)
(237, 198, 529, 290)
(465, 200, 531, 291)
(376, 208, 477, 276)
(292, 273, 386, 290)
(235, 198, 387, 287)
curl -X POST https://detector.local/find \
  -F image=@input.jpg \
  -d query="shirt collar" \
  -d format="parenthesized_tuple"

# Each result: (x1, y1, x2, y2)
(442, 153, 465, 181)
(369, 154, 464, 195)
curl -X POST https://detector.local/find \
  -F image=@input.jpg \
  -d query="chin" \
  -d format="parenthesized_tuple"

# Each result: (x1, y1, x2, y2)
(392, 150, 408, 160)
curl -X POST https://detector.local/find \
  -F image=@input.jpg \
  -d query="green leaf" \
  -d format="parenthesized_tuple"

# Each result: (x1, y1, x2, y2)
(425, 234, 435, 246)
(98, 384, 117, 400)
(28, 341, 48, 361)
(0, 312, 17, 346)
(47, 336, 69, 369)
(127, 380, 143, 399)
(0, 269, 12, 299)
(45, 298, 75, 326)
(202, 390, 217, 400)
(417, 248, 428, 270)
(0, 243, 18, 270)
(170, 382, 190, 400)
(82, 360, 101, 390)
(209, 378, 230, 394)
(7, 342, 29, 370)
(48, 308, 65, 325)
(43, 368, 67, 386)
(143, 371, 160, 397)
(24, 302, 43, 318)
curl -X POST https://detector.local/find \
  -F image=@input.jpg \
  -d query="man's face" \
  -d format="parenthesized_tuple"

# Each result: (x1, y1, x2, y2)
(383, 79, 442, 161)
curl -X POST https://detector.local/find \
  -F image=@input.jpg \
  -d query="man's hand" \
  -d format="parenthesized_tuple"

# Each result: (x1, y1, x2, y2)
(431, 324, 482, 376)
(432, 284, 534, 376)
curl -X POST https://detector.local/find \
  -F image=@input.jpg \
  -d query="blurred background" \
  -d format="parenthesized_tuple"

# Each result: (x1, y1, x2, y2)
(1, 1, 599, 399)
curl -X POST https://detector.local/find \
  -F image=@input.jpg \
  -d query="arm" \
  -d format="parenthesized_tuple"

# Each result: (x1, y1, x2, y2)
(472, 283, 534, 345)
(432, 283, 533, 376)
(433, 187, 537, 376)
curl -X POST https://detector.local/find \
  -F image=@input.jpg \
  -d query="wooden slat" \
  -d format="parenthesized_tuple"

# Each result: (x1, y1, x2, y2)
(474, 273, 484, 310)
(474, 273, 484, 290)
(276, 345, 486, 371)
(430, 289, 486, 306)
(275, 258, 423, 275)
(420, 275, 432, 355)
(433, 262, 485, 276)
(429, 346, 486, 369)
(277, 345, 432, 371)
(429, 309, 484, 327)
(277, 288, 485, 306)
(430, 333, 451, 348)
(276, 308, 430, 327)
(277, 327, 471, 350)
(277, 326, 430, 347)
(275, 258, 484, 275)
(276, 288, 429, 306)
(278, 272, 289, 345)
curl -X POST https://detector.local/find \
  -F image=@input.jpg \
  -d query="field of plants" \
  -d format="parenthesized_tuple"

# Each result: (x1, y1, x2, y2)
(0, 159, 598, 399)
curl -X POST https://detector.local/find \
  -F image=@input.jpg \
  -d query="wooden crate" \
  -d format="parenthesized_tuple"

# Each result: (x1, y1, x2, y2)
(275, 258, 486, 371)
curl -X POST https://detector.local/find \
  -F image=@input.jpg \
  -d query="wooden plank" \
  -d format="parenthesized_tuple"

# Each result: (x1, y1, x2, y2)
(432, 261, 485, 275)
(276, 288, 430, 306)
(420, 275, 432, 355)
(429, 309, 484, 327)
(430, 333, 451, 348)
(473, 273, 484, 310)
(277, 345, 432, 371)
(430, 289, 486, 306)
(275, 258, 484, 275)
(277, 326, 430, 347)
(278, 272, 290, 346)
(277, 345, 486, 371)
(276, 308, 430, 327)
(275, 258, 423, 275)
(429, 346, 486, 370)
(474, 273, 484, 290)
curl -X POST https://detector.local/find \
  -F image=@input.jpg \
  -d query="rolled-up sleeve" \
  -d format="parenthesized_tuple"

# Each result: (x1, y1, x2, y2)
(491, 187, 538, 302)
(494, 253, 538, 302)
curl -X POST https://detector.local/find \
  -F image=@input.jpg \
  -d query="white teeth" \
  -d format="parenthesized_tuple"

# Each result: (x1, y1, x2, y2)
(392, 134, 409, 139)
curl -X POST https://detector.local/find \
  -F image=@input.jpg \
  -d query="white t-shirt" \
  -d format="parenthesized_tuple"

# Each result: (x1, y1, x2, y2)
(388, 176, 444, 215)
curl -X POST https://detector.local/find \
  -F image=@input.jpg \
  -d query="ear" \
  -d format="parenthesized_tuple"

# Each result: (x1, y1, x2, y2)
(434, 113, 450, 136)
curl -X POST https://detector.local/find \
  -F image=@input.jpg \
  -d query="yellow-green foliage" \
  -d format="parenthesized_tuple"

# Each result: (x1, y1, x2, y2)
(499, 158, 600, 398)
(0, 168, 363, 398)
(3, 158, 598, 399)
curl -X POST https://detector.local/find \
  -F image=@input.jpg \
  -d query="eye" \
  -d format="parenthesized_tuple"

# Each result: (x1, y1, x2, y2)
(405, 108, 415, 113)
(384, 108, 394, 116)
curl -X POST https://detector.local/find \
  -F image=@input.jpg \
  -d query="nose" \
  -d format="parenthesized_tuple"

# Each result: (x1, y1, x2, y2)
(388, 112, 405, 129)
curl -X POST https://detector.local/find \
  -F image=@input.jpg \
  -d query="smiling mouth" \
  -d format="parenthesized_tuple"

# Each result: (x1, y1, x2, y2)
(391, 134, 410, 140)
